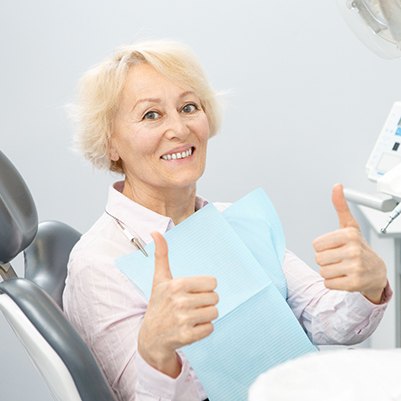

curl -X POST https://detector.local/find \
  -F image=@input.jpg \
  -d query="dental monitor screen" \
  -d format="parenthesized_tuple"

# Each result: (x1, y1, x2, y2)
(366, 101, 401, 182)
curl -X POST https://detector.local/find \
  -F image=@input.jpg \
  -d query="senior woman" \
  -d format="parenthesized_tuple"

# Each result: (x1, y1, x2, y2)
(63, 40, 391, 401)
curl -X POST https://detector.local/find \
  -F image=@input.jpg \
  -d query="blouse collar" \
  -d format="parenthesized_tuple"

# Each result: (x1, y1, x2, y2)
(105, 181, 208, 244)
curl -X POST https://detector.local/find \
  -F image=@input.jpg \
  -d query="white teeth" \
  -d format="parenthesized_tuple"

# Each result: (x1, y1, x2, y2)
(161, 148, 193, 161)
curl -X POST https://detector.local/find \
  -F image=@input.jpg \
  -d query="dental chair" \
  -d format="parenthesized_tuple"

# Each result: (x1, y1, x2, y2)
(0, 150, 118, 401)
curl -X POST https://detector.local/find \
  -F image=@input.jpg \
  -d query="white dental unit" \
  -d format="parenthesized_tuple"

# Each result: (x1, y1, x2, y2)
(367, 101, 401, 232)
(249, 2, 401, 400)
(345, 101, 401, 232)
(345, 101, 401, 349)
(335, 0, 401, 349)
(336, 0, 401, 232)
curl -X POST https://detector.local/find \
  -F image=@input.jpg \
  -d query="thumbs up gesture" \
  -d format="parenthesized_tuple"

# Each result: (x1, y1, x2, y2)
(138, 231, 219, 378)
(313, 184, 387, 304)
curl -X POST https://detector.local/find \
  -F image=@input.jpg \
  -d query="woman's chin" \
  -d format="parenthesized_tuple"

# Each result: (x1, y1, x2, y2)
(161, 173, 202, 191)
(162, 167, 204, 188)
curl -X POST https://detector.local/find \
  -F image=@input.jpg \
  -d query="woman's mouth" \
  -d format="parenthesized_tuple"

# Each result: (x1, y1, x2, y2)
(161, 147, 194, 161)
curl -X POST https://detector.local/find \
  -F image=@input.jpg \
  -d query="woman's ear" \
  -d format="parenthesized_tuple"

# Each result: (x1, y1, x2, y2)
(110, 148, 119, 162)
(109, 138, 120, 162)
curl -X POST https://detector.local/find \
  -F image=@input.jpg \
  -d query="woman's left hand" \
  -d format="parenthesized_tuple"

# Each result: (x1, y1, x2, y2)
(313, 184, 388, 304)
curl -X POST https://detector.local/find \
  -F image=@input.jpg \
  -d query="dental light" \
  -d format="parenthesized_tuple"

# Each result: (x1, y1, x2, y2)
(337, 0, 401, 58)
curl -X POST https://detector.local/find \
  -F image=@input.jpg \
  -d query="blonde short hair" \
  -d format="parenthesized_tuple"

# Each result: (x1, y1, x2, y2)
(71, 40, 221, 173)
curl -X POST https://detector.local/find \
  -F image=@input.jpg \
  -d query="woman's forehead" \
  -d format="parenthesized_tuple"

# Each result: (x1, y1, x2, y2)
(122, 64, 196, 104)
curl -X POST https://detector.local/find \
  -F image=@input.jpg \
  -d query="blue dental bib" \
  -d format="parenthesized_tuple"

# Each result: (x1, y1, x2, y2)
(117, 188, 317, 400)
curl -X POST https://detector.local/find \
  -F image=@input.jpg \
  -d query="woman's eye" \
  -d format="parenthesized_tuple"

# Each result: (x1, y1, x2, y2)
(143, 110, 160, 120)
(181, 103, 199, 114)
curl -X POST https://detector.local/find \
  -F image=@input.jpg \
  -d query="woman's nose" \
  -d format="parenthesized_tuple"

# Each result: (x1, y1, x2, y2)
(164, 111, 190, 140)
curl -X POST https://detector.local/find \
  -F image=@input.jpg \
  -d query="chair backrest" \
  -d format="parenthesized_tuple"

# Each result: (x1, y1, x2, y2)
(0, 150, 81, 307)
(0, 150, 117, 401)
(0, 151, 37, 278)
(0, 279, 118, 401)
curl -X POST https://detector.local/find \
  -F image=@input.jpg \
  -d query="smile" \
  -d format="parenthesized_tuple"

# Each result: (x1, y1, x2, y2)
(161, 147, 193, 161)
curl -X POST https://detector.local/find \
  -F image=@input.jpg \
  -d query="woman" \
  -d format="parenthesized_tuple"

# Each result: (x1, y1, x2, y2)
(63, 40, 391, 401)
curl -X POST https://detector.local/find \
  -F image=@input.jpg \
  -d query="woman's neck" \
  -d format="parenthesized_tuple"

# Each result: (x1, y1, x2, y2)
(123, 179, 197, 225)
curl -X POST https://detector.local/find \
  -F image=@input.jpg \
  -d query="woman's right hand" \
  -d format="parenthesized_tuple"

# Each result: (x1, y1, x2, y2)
(138, 231, 219, 378)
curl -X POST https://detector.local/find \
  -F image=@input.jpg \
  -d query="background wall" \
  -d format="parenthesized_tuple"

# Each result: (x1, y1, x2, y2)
(1, 1, 401, 399)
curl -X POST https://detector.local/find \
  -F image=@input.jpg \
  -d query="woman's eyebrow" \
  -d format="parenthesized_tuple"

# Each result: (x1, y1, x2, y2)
(131, 91, 197, 112)
(179, 90, 197, 98)
(131, 98, 161, 112)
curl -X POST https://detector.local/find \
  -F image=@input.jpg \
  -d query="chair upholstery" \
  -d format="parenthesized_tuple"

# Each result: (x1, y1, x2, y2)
(0, 151, 37, 279)
(24, 221, 81, 309)
(0, 150, 118, 401)
(0, 151, 38, 263)
(0, 279, 118, 401)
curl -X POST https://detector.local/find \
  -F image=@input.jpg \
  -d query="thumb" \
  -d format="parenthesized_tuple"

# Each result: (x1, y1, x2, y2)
(151, 231, 173, 287)
(332, 183, 360, 229)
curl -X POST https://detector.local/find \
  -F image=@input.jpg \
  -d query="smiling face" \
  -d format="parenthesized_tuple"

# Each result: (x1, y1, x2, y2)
(110, 63, 210, 198)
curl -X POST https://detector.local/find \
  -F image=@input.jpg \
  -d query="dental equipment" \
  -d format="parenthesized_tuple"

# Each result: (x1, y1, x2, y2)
(337, 0, 401, 59)
(381, 203, 401, 233)
(104, 210, 148, 257)
(337, 1, 401, 231)
(344, 102, 401, 233)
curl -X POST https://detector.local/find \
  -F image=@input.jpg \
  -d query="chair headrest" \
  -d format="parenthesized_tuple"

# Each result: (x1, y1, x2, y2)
(0, 151, 38, 264)
(25, 220, 81, 309)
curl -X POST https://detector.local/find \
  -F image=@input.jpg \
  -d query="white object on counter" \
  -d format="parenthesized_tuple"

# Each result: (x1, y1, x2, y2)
(249, 349, 401, 401)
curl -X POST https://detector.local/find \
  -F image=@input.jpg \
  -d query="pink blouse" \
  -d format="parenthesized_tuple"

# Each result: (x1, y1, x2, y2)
(63, 182, 391, 401)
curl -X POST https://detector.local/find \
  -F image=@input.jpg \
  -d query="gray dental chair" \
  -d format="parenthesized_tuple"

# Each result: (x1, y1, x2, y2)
(0, 150, 118, 401)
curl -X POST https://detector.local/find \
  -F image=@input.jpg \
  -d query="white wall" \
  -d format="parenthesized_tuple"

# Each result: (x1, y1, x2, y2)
(1, 1, 401, 399)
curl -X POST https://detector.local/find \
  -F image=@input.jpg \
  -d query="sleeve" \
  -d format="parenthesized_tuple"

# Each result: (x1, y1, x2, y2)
(283, 249, 392, 346)
(62, 255, 200, 401)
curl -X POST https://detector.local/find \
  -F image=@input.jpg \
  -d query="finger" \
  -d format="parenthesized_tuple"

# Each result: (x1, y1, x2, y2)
(315, 243, 363, 266)
(332, 183, 360, 230)
(313, 229, 350, 252)
(189, 305, 219, 325)
(175, 276, 218, 293)
(192, 322, 214, 341)
(320, 262, 350, 279)
(315, 248, 344, 267)
(185, 291, 219, 309)
(313, 225, 362, 252)
(151, 231, 173, 286)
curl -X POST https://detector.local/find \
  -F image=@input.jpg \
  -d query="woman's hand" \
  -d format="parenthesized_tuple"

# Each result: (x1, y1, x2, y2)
(313, 184, 387, 304)
(138, 231, 219, 378)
